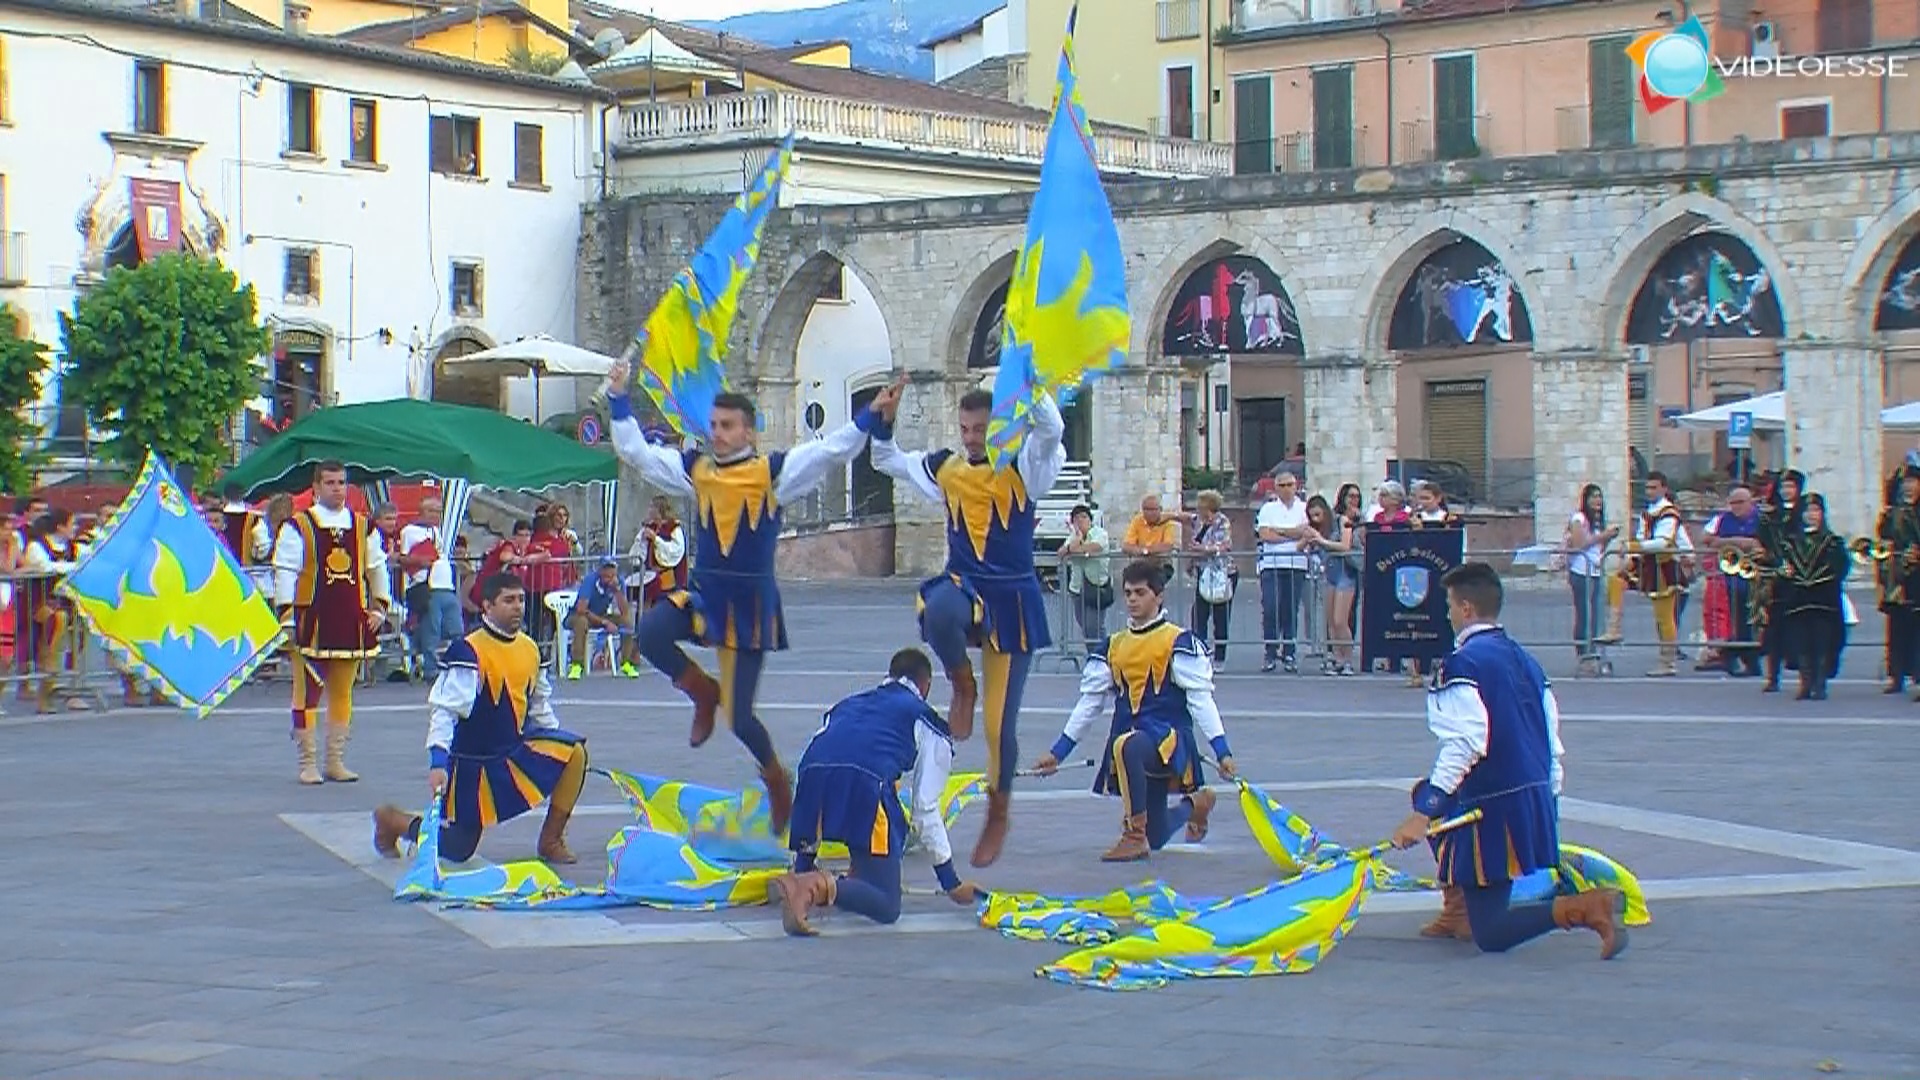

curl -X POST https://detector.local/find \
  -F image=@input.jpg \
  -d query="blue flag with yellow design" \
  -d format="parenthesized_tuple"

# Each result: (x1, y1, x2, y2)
(984, 3, 1131, 469)
(57, 452, 283, 717)
(632, 133, 796, 439)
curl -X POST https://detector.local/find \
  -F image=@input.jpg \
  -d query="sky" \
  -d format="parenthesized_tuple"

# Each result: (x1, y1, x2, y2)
(595, 0, 843, 19)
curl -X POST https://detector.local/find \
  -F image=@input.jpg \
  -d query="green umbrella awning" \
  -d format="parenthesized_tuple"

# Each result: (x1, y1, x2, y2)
(224, 398, 619, 497)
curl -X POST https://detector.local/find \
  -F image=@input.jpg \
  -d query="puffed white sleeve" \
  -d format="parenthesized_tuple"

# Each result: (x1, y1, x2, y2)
(271, 521, 303, 606)
(525, 666, 559, 731)
(363, 529, 392, 606)
(1544, 685, 1565, 797)
(1426, 683, 1490, 795)
(774, 409, 882, 502)
(1170, 646, 1232, 762)
(868, 438, 945, 503)
(654, 523, 686, 568)
(909, 719, 956, 871)
(250, 518, 273, 561)
(1050, 653, 1114, 760)
(606, 394, 695, 497)
(1017, 390, 1067, 498)
(425, 665, 478, 767)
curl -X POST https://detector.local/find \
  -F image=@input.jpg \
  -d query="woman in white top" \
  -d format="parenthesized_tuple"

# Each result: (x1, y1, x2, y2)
(1564, 483, 1621, 668)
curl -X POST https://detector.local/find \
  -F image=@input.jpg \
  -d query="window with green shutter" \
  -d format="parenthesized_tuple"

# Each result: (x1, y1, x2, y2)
(1312, 65, 1354, 170)
(1234, 75, 1273, 175)
(1588, 36, 1635, 149)
(1432, 54, 1477, 159)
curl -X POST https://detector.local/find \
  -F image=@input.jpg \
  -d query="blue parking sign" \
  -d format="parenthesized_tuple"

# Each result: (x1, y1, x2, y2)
(1728, 410, 1753, 450)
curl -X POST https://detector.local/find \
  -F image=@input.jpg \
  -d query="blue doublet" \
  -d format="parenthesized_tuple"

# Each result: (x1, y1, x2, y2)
(914, 449, 1052, 655)
(439, 627, 583, 830)
(1415, 628, 1559, 887)
(668, 448, 790, 652)
(789, 681, 950, 858)
(1086, 621, 1206, 797)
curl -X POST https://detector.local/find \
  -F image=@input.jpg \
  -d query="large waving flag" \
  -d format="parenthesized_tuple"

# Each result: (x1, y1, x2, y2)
(984, 3, 1131, 468)
(57, 452, 282, 717)
(630, 133, 795, 438)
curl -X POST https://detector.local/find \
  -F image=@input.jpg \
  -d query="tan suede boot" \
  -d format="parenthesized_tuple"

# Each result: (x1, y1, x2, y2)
(1184, 788, 1217, 842)
(372, 804, 422, 858)
(946, 662, 977, 742)
(1420, 885, 1474, 941)
(674, 667, 722, 748)
(324, 725, 358, 782)
(536, 803, 577, 864)
(1100, 814, 1150, 862)
(1552, 888, 1629, 959)
(295, 729, 323, 785)
(768, 869, 837, 936)
(971, 790, 1011, 867)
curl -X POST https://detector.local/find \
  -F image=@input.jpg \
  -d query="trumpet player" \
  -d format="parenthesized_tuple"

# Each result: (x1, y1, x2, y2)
(1704, 487, 1765, 677)
(1757, 470, 1806, 694)
(1874, 466, 1920, 695)
(1629, 472, 1689, 677)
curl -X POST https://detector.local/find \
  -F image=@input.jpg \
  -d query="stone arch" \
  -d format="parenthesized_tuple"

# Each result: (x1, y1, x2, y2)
(1354, 211, 1541, 356)
(930, 239, 1020, 375)
(1136, 232, 1322, 359)
(428, 325, 498, 410)
(1594, 193, 1804, 346)
(1840, 187, 1920, 337)
(749, 243, 901, 383)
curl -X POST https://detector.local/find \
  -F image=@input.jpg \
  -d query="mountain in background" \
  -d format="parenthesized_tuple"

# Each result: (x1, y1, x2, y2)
(692, 0, 1005, 81)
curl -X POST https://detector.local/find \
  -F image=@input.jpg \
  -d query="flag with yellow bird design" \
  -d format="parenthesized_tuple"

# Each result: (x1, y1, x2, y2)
(632, 133, 796, 439)
(57, 452, 283, 717)
(984, 3, 1132, 470)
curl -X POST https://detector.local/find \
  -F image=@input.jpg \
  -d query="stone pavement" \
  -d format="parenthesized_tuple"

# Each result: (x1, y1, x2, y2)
(2, 582, 1917, 1079)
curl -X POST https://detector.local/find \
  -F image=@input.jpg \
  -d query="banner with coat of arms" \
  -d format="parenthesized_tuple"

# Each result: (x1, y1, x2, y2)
(1359, 527, 1464, 674)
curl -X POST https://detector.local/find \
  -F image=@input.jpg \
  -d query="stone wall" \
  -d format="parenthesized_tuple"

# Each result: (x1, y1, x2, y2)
(579, 134, 1920, 548)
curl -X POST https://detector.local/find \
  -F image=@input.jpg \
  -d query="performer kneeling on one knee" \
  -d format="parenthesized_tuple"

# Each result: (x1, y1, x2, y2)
(373, 571, 588, 866)
(1389, 561, 1626, 959)
(1032, 560, 1236, 863)
(769, 647, 983, 936)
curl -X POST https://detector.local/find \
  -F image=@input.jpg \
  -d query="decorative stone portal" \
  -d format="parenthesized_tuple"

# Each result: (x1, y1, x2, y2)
(1159, 253, 1303, 486)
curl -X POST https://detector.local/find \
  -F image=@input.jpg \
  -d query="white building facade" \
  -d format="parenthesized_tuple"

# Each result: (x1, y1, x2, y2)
(0, 0, 605, 452)
(923, 4, 1016, 85)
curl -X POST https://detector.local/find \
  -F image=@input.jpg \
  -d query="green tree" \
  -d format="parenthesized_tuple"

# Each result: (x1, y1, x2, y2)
(504, 43, 568, 75)
(0, 305, 51, 495)
(58, 253, 272, 485)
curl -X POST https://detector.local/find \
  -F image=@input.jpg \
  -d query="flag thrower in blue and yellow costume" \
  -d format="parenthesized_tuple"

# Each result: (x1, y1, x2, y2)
(1032, 560, 1235, 863)
(769, 647, 985, 935)
(271, 461, 392, 786)
(869, 387, 1063, 868)
(1388, 561, 1628, 959)
(606, 364, 901, 834)
(373, 571, 588, 866)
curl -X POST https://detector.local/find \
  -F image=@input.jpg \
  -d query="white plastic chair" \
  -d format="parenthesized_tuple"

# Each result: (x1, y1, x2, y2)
(543, 591, 576, 677)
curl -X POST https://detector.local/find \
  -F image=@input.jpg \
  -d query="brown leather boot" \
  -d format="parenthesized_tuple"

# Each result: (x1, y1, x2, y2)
(372, 804, 422, 858)
(1183, 788, 1217, 842)
(295, 729, 322, 785)
(537, 804, 577, 864)
(970, 790, 1011, 867)
(946, 662, 977, 742)
(761, 761, 794, 836)
(1420, 885, 1474, 941)
(768, 869, 836, 936)
(324, 725, 358, 782)
(1552, 888, 1629, 959)
(674, 667, 722, 748)
(1101, 814, 1150, 862)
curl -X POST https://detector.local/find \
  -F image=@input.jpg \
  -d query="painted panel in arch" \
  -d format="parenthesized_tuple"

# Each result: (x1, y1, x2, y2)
(1161, 255, 1303, 357)
(1876, 232, 1920, 332)
(1626, 231, 1784, 343)
(967, 280, 1010, 370)
(1388, 238, 1533, 351)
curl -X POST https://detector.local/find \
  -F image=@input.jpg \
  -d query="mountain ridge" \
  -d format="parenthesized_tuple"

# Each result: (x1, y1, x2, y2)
(690, 0, 1005, 81)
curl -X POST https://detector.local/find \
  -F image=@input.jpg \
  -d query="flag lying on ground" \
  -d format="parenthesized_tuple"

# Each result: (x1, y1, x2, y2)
(57, 452, 282, 716)
(631, 134, 795, 438)
(983, 3, 1131, 469)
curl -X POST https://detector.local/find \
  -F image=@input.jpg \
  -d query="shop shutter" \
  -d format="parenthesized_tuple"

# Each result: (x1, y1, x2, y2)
(1425, 379, 1488, 499)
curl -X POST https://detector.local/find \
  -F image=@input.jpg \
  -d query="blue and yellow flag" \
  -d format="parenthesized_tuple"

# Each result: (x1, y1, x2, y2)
(57, 452, 282, 717)
(985, 4, 1132, 469)
(632, 133, 796, 438)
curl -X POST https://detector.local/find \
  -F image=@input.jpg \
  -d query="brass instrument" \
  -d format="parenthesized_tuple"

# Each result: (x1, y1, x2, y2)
(1849, 536, 1893, 567)
(1718, 548, 1759, 579)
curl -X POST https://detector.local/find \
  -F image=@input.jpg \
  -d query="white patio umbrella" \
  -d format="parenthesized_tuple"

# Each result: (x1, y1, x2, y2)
(1672, 391, 1785, 432)
(436, 335, 621, 420)
(1878, 401, 1920, 433)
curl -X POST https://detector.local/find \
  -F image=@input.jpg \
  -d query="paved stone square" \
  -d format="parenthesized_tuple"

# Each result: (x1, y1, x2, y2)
(2, 582, 1917, 1079)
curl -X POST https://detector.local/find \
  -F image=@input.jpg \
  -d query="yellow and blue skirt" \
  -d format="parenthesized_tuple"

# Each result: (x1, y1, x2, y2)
(444, 729, 585, 829)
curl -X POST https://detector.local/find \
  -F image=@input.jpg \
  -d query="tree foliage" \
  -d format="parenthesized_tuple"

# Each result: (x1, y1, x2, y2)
(504, 43, 568, 75)
(58, 253, 273, 482)
(0, 305, 51, 496)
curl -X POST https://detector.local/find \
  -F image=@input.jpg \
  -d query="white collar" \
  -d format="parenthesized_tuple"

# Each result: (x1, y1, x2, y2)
(1645, 496, 1673, 513)
(1454, 622, 1500, 647)
(881, 675, 927, 700)
(1128, 608, 1167, 631)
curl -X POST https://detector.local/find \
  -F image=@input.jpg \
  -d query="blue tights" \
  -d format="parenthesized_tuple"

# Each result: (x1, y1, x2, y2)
(1112, 730, 1194, 850)
(635, 601, 778, 768)
(1460, 878, 1561, 953)
(794, 847, 903, 925)
(919, 581, 1031, 793)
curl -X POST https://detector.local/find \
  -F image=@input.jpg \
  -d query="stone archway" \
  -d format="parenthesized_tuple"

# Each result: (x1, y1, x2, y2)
(430, 328, 499, 411)
(752, 246, 900, 455)
(933, 240, 1020, 377)
(1594, 193, 1804, 348)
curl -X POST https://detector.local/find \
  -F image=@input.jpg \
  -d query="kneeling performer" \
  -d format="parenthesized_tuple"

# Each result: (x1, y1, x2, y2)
(1032, 560, 1236, 862)
(373, 572, 587, 865)
(1389, 562, 1626, 959)
(769, 648, 982, 936)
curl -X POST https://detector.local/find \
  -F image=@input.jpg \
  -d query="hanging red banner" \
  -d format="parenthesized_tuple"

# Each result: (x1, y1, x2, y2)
(129, 179, 183, 259)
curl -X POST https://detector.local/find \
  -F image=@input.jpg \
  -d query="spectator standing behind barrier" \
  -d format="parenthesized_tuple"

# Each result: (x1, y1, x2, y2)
(1121, 495, 1181, 587)
(1703, 486, 1764, 678)
(1335, 484, 1366, 644)
(1059, 504, 1112, 651)
(399, 497, 464, 680)
(1370, 481, 1411, 527)
(1306, 494, 1357, 676)
(1564, 483, 1620, 674)
(1187, 490, 1237, 666)
(1255, 472, 1311, 674)
(21, 509, 80, 714)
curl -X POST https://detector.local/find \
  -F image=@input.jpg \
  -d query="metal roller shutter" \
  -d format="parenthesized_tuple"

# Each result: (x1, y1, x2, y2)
(1425, 379, 1488, 500)
(1627, 370, 1654, 471)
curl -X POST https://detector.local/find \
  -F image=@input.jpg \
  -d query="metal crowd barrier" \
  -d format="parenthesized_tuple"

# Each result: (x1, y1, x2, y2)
(1, 568, 121, 715)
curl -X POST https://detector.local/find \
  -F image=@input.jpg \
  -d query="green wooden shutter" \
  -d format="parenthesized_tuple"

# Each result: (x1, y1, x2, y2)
(1587, 37, 1635, 149)
(1312, 66, 1354, 170)
(1233, 75, 1273, 175)
(1432, 55, 1476, 159)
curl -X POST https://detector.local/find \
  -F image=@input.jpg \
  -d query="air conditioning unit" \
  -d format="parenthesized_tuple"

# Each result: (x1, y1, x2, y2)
(1751, 21, 1780, 59)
